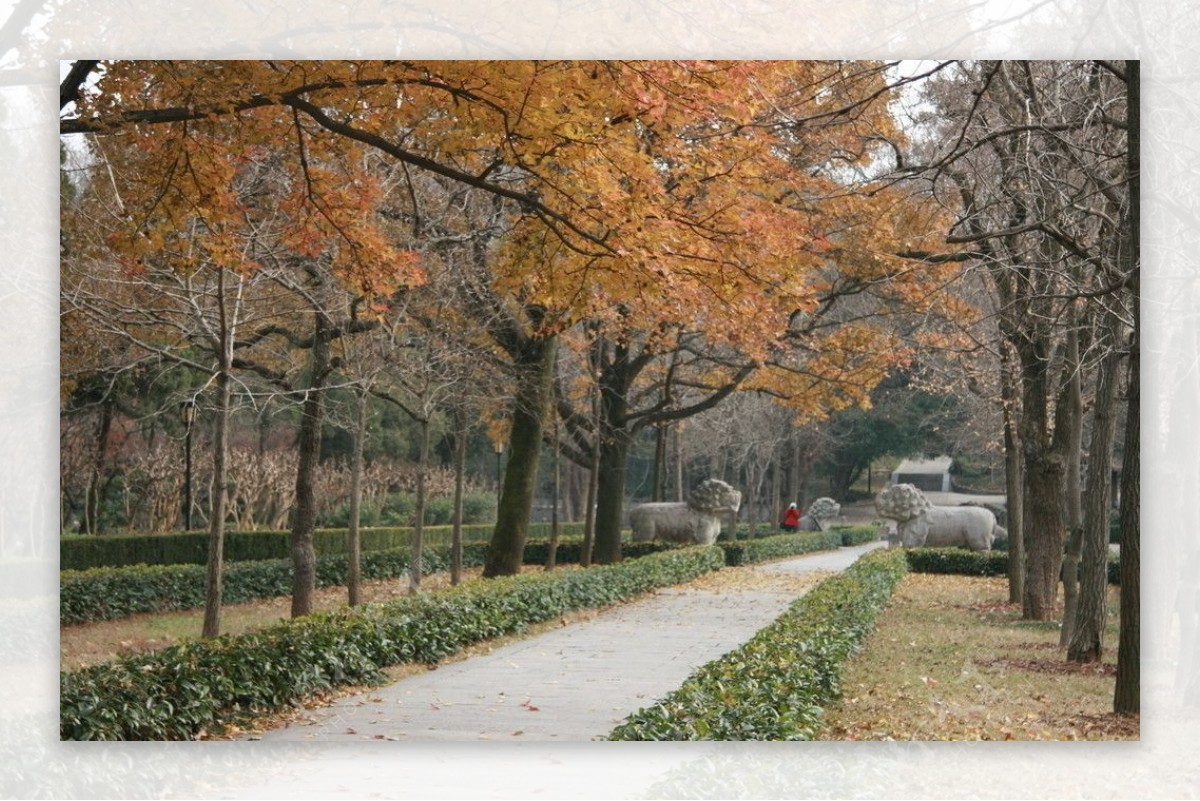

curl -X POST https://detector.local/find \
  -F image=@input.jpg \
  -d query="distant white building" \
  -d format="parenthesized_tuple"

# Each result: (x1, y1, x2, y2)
(890, 456, 953, 493)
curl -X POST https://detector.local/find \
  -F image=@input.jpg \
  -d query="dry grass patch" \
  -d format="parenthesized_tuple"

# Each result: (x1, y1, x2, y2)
(819, 572, 1136, 741)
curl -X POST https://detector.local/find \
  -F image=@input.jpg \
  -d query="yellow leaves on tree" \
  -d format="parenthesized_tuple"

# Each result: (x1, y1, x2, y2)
(67, 59, 974, 426)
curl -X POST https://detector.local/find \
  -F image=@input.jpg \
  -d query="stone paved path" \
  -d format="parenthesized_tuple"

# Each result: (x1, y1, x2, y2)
(242, 541, 886, 744)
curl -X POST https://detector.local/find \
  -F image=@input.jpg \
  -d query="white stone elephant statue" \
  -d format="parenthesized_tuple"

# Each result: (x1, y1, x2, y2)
(874, 483, 1004, 552)
(630, 479, 743, 545)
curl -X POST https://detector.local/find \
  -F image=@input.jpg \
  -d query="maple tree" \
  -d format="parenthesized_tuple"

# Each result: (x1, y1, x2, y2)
(61, 72, 421, 629)
(61, 59, 964, 577)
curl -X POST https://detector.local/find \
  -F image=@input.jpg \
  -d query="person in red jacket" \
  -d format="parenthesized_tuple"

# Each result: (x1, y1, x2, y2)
(780, 502, 800, 532)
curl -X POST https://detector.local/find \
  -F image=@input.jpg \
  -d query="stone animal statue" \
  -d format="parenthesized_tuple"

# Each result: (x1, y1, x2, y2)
(874, 483, 1004, 552)
(799, 497, 841, 531)
(630, 479, 743, 545)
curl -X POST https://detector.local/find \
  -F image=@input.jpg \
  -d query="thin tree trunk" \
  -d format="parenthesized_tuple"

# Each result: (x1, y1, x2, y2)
(1060, 526, 1083, 646)
(546, 413, 561, 570)
(84, 398, 114, 534)
(290, 313, 330, 619)
(1060, 324, 1085, 645)
(484, 334, 558, 577)
(673, 423, 684, 502)
(1001, 340, 1025, 603)
(201, 368, 231, 638)
(451, 410, 467, 586)
(744, 461, 757, 540)
(582, 430, 600, 568)
(202, 268, 235, 638)
(347, 386, 367, 606)
(409, 415, 431, 594)
(652, 424, 667, 502)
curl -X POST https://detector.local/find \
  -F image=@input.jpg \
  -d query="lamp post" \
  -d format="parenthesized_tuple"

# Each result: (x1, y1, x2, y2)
(179, 399, 196, 531)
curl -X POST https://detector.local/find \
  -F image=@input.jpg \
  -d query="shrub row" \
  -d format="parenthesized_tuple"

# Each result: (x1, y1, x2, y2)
(719, 530, 843, 566)
(60, 537, 676, 626)
(60, 545, 727, 740)
(607, 547, 908, 740)
(904, 547, 1121, 585)
(716, 526, 878, 567)
(60, 522, 585, 571)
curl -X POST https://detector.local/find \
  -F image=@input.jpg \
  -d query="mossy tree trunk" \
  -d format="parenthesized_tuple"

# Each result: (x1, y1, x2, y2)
(483, 333, 558, 577)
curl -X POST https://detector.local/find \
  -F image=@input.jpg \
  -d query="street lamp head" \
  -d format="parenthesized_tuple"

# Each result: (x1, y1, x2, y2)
(179, 398, 196, 426)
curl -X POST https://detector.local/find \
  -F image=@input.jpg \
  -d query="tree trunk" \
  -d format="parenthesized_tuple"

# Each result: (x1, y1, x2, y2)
(451, 410, 467, 586)
(673, 423, 684, 502)
(201, 368, 231, 638)
(1060, 325, 1085, 644)
(84, 398, 114, 534)
(1001, 340, 1025, 603)
(409, 415, 430, 593)
(546, 414, 561, 570)
(1069, 346, 1122, 661)
(1114, 338, 1139, 713)
(745, 461, 759, 539)
(582, 428, 600, 568)
(592, 428, 632, 564)
(1060, 526, 1083, 646)
(202, 268, 235, 638)
(1019, 341, 1067, 621)
(347, 386, 367, 606)
(652, 423, 667, 502)
(290, 314, 330, 619)
(483, 334, 558, 577)
(1113, 57, 1140, 717)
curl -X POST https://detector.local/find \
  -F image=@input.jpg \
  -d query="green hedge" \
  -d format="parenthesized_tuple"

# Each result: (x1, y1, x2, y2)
(60, 545, 726, 741)
(60, 537, 678, 626)
(719, 530, 843, 566)
(904, 547, 1121, 585)
(608, 547, 908, 740)
(60, 522, 586, 571)
(836, 525, 881, 546)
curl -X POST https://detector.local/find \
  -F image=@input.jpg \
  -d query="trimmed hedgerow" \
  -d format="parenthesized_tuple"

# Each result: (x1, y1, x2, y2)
(59, 545, 726, 741)
(718, 530, 844, 567)
(607, 547, 908, 741)
(60, 537, 679, 626)
(903, 547, 1010, 577)
(836, 525, 881, 547)
(60, 522, 587, 571)
(904, 547, 1122, 585)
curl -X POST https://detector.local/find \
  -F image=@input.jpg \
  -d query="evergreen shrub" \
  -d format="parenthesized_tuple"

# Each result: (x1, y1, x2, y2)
(60, 522, 586, 571)
(719, 530, 843, 567)
(608, 547, 908, 740)
(903, 547, 1121, 584)
(60, 535, 673, 625)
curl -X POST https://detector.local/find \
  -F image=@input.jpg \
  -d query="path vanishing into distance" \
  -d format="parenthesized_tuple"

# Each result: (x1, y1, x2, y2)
(238, 540, 888, 745)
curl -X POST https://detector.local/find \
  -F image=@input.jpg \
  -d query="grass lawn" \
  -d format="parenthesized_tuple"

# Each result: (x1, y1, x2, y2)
(817, 572, 1136, 740)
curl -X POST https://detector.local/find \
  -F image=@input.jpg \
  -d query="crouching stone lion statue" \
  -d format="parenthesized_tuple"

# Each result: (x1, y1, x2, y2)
(874, 483, 1004, 552)
(630, 479, 743, 545)
(800, 497, 841, 531)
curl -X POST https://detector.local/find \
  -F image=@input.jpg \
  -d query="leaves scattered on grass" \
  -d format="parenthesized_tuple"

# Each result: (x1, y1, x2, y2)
(818, 572, 1135, 741)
